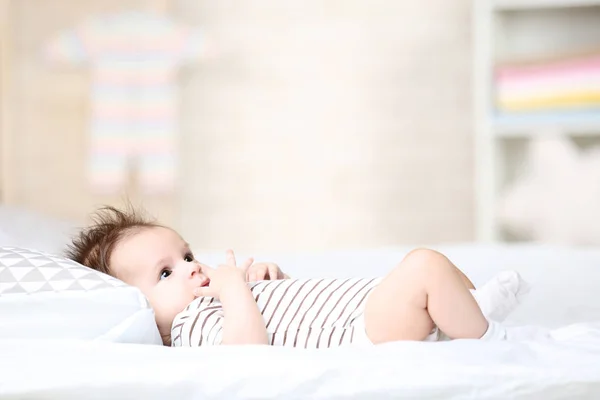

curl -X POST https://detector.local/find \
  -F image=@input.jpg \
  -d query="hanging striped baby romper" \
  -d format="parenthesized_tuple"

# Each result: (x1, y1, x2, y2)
(171, 278, 383, 348)
(44, 11, 206, 195)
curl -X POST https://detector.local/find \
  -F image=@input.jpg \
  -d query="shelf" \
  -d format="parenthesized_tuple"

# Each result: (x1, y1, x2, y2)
(494, 0, 600, 11)
(493, 112, 600, 136)
(476, 0, 600, 242)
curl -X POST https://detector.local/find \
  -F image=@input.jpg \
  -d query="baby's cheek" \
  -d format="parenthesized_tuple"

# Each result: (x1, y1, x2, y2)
(144, 293, 171, 327)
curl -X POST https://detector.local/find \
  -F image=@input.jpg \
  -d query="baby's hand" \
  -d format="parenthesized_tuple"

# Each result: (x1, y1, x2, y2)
(246, 262, 286, 282)
(193, 249, 252, 300)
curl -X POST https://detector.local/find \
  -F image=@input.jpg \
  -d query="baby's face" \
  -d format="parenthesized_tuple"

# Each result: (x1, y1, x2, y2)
(110, 226, 209, 342)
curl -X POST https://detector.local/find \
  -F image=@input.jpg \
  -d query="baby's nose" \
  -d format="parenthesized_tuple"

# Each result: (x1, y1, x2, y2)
(186, 261, 201, 278)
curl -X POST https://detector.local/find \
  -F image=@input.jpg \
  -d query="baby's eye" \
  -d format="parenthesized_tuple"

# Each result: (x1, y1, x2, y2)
(184, 253, 194, 262)
(159, 268, 172, 280)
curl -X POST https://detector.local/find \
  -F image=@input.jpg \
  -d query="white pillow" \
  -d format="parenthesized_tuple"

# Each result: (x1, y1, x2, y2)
(0, 247, 162, 345)
(0, 205, 77, 254)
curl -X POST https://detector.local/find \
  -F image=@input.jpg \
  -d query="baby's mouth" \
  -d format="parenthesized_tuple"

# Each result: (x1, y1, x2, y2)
(200, 278, 210, 287)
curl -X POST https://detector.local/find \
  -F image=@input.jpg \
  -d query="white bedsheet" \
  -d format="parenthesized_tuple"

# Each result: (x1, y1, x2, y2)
(2, 243, 600, 399)
(2, 324, 600, 399)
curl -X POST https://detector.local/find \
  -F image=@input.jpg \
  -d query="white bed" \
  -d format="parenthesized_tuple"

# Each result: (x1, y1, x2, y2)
(2, 241, 600, 399)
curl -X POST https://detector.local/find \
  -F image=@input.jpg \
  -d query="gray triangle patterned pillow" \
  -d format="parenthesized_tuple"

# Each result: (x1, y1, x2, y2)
(0, 247, 124, 295)
(0, 247, 161, 344)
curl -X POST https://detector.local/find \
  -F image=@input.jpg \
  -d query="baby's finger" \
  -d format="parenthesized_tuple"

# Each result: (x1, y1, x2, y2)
(193, 286, 217, 298)
(240, 257, 254, 272)
(198, 263, 215, 277)
(254, 265, 270, 281)
(268, 264, 280, 280)
(225, 249, 236, 267)
(248, 271, 257, 282)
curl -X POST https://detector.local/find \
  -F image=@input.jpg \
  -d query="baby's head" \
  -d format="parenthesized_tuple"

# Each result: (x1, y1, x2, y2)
(66, 206, 209, 344)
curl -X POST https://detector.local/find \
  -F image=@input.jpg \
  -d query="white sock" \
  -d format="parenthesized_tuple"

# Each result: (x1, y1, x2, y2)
(480, 319, 551, 342)
(471, 270, 531, 322)
(479, 319, 507, 340)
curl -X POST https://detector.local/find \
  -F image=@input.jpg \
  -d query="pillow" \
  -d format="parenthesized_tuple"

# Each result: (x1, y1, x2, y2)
(0, 247, 162, 345)
(0, 205, 77, 254)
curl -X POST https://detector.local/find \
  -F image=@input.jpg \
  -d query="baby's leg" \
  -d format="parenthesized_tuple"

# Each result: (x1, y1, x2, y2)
(364, 248, 487, 344)
(455, 265, 476, 290)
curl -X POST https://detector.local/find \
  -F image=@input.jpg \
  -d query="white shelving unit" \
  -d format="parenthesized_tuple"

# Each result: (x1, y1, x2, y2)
(493, 0, 600, 10)
(473, 0, 600, 242)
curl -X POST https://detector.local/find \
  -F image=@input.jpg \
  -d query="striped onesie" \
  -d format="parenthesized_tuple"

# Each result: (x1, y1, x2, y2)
(171, 278, 383, 348)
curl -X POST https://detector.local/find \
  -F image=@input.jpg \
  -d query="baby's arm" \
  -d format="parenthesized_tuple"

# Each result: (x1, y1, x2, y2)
(220, 279, 268, 345)
(194, 251, 268, 346)
(172, 286, 267, 347)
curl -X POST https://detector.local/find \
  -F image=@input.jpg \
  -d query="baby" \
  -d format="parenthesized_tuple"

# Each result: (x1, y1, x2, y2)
(66, 206, 536, 347)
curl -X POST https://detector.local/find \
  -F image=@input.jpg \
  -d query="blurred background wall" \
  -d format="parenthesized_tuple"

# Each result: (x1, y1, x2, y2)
(1, 0, 599, 253)
(176, 0, 474, 252)
(1, 0, 474, 252)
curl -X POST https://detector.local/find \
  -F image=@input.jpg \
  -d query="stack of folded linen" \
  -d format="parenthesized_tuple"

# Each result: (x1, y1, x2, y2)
(494, 51, 600, 123)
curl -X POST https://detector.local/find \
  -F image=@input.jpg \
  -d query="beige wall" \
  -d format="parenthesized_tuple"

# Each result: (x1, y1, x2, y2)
(2, 0, 474, 252)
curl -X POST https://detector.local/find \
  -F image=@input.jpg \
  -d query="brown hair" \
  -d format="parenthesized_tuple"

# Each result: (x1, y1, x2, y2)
(65, 205, 158, 276)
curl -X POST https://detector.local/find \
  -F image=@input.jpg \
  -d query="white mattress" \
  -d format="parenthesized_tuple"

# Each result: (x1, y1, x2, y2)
(3, 243, 600, 399)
